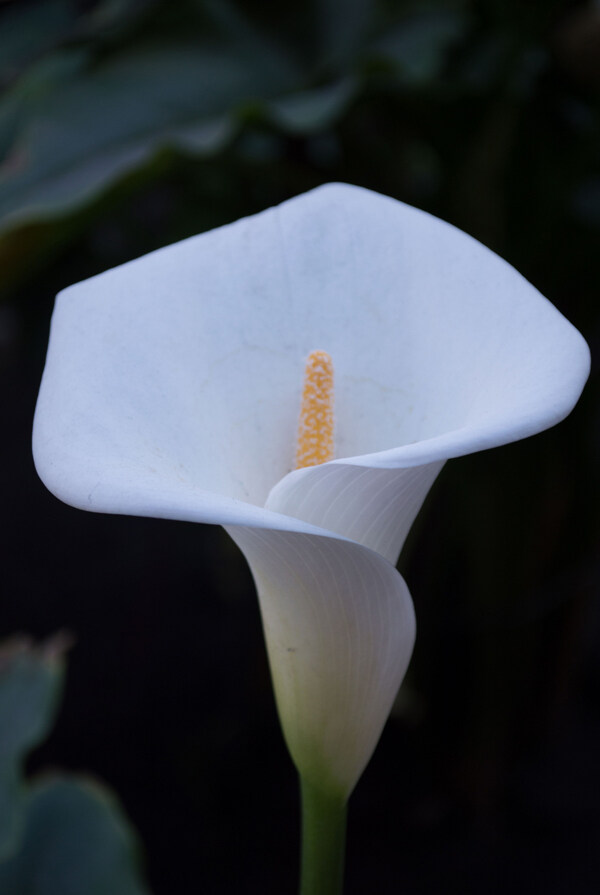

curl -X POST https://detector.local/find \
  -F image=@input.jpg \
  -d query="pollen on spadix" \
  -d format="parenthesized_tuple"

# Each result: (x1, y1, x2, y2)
(295, 350, 335, 469)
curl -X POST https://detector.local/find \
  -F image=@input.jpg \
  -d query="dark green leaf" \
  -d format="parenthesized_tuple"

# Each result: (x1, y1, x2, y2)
(0, 0, 76, 86)
(0, 638, 66, 860)
(371, 8, 469, 84)
(0, 43, 300, 234)
(316, 0, 375, 68)
(0, 777, 150, 895)
(77, 0, 161, 42)
(203, 0, 302, 84)
(264, 77, 358, 134)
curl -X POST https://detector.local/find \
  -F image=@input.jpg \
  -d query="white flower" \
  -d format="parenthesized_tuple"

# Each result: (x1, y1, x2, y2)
(33, 183, 589, 798)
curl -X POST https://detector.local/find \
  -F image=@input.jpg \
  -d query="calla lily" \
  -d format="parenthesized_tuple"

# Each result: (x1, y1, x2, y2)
(33, 183, 589, 801)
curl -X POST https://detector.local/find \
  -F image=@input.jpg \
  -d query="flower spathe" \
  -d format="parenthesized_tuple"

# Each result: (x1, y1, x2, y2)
(33, 184, 590, 797)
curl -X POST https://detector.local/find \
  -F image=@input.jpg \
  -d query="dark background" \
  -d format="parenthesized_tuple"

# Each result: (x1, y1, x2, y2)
(1, 0, 599, 892)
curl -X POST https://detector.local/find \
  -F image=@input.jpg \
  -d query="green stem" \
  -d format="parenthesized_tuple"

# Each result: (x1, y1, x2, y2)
(299, 777, 348, 895)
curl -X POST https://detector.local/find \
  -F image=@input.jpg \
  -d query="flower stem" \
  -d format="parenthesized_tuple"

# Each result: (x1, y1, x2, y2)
(299, 776, 348, 895)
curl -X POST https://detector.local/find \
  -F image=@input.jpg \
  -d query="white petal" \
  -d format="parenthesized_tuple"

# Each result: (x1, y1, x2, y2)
(33, 183, 589, 525)
(226, 525, 415, 798)
(266, 461, 444, 564)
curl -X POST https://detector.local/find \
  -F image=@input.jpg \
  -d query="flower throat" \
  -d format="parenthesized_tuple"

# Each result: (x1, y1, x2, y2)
(295, 350, 335, 469)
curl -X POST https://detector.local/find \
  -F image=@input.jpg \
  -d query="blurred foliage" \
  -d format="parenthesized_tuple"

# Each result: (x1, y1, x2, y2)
(0, 0, 562, 287)
(0, 0, 599, 302)
(1, 0, 599, 891)
(0, 637, 150, 895)
(0, 636, 63, 860)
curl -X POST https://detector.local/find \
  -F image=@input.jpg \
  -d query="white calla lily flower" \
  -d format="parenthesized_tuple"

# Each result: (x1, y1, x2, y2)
(33, 183, 589, 798)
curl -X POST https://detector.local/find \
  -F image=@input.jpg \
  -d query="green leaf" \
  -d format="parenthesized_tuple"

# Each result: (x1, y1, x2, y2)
(0, 50, 91, 165)
(0, 43, 300, 234)
(0, 0, 76, 86)
(371, 8, 469, 85)
(0, 638, 66, 860)
(203, 0, 302, 84)
(0, 777, 150, 895)
(316, 0, 375, 68)
(264, 77, 358, 134)
(76, 0, 161, 42)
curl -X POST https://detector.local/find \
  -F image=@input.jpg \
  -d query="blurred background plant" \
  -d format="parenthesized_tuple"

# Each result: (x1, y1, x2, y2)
(0, 636, 150, 894)
(1, 0, 598, 892)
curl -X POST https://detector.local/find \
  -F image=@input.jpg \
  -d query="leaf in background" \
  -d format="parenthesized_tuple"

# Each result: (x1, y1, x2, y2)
(316, 0, 376, 69)
(0, 50, 90, 165)
(202, 0, 303, 85)
(0, 0, 77, 87)
(77, 0, 162, 42)
(371, 7, 469, 85)
(0, 43, 300, 235)
(0, 637, 66, 861)
(264, 77, 358, 134)
(0, 777, 150, 895)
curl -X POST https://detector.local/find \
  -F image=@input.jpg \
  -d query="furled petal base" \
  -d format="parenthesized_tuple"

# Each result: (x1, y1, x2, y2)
(226, 525, 415, 798)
